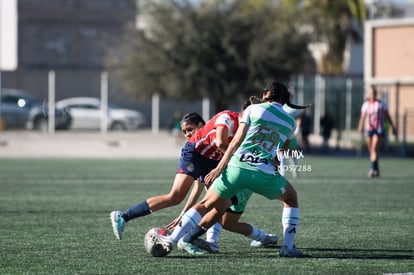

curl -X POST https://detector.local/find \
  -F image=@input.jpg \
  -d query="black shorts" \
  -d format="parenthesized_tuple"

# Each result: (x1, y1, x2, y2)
(366, 129, 385, 138)
(176, 142, 219, 180)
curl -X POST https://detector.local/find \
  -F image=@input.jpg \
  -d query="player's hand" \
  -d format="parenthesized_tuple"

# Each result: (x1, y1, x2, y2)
(204, 168, 221, 186)
(166, 215, 182, 230)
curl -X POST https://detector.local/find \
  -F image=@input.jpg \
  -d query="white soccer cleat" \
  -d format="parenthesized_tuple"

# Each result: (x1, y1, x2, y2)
(250, 234, 278, 247)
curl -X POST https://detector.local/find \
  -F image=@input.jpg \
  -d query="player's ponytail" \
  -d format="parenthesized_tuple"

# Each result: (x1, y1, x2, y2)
(241, 95, 261, 111)
(263, 81, 311, 109)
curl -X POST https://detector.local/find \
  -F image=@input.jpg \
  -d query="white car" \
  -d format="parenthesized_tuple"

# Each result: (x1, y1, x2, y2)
(56, 97, 145, 131)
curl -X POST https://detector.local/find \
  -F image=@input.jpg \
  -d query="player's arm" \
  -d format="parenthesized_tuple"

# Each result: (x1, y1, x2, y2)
(181, 178, 204, 213)
(295, 117, 301, 135)
(205, 122, 248, 186)
(357, 111, 366, 133)
(166, 179, 204, 230)
(215, 125, 229, 153)
(385, 110, 397, 137)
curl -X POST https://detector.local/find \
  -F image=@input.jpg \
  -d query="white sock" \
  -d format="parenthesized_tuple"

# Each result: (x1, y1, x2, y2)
(279, 156, 286, 176)
(248, 226, 267, 241)
(282, 207, 299, 250)
(206, 222, 222, 244)
(169, 208, 201, 245)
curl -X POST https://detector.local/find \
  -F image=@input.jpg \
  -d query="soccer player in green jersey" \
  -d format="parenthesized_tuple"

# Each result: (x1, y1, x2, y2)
(158, 81, 310, 257)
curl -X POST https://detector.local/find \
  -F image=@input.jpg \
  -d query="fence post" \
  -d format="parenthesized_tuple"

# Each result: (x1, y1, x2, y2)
(48, 70, 55, 135)
(314, 74, 324, 136)
(297, 74, 304, 105)
(100, 71, 108, 134)
(202, 97, 210, 122)
(395, 82, 400, 142)
(401, 111, 407, 156)
(345, 78, 353, 148)
(151, 93, 160, 134)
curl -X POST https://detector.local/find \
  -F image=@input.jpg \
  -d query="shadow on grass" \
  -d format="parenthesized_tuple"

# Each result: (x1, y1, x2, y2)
(211, 246, 414, 260)
(301, 247, 414, 260)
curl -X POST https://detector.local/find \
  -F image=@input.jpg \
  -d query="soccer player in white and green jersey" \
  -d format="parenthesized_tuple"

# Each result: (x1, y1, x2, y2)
(158, 81, 310, 257)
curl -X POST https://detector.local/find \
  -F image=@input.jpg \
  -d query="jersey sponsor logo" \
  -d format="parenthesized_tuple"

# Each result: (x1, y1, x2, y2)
(239, 149, 269, 165)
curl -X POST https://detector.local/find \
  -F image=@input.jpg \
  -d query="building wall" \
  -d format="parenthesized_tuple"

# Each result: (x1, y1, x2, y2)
(17, 0, 136, 69)
(373, 26, 414, 77)
(2, 0, 157, 124)
(365, 19, 414, 139)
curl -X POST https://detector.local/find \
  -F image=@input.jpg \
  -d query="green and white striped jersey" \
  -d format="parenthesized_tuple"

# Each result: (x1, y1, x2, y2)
(229, 102, 296, 174)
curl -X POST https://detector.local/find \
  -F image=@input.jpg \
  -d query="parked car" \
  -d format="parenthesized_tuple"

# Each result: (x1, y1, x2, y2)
(0, 89, 38, 129)
(26, 103, 72, 131)
(55, 97, 146, 131)
(0, 88, 71, 130)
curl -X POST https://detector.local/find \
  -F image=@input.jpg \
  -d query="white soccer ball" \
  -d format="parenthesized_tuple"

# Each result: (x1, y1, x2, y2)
(144, 227, 171, 257)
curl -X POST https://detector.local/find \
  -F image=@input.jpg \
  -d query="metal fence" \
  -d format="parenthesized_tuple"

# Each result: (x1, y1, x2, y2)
(289, 74, 365, 148)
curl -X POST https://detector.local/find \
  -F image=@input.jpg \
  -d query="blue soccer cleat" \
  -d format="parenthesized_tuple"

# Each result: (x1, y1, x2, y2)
(279, 245, 304, 257)
(177, 238, 205, 255)
(192, 238, 220, 254)
(110, 211, 125, 240)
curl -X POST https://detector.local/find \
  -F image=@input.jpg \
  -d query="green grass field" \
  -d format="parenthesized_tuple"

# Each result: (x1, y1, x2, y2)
(1, 157, 413, 274)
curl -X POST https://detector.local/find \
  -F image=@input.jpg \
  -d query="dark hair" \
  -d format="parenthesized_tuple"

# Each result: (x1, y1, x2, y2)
(181, 112, 205, 126)
(263, 81, 310, 109)
(241, 96, 261, 111)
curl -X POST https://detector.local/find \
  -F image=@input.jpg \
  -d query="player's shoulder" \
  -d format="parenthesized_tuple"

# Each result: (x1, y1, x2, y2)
(214, 110, 238, 126)
(361, 100, 370, 108)
(216, 110, 239, 119)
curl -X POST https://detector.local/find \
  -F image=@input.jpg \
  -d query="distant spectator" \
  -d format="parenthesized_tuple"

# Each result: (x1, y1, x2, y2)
(320, 110, 335, 152)
(168, 111, 184, 146)
(299, 109, 312, 153)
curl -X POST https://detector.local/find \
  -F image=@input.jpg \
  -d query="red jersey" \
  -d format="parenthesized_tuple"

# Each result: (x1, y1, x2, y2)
(361, 99, 388, 132)
(189, 110, 239, 161)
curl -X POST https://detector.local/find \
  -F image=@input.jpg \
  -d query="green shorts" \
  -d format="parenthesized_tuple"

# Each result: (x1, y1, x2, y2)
(228, 189, 253, 213)
(213, 166, 287, 201)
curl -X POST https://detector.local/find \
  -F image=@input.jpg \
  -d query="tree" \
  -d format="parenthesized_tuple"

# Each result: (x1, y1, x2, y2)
(282, 0, 366, 74)
(107, 0, 314, 111)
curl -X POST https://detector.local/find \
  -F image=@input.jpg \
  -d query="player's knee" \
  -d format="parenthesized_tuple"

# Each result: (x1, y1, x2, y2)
(282, 184, 299, 207)
(165, 193, 185, 206)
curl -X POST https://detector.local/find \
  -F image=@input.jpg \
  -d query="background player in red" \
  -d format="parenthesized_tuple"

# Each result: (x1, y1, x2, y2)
(358, 86, 396, 177)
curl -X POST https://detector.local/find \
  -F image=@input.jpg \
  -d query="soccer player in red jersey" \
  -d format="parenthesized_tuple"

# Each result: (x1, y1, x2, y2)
(358, 86, 396, 177)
